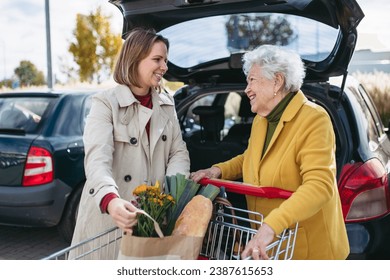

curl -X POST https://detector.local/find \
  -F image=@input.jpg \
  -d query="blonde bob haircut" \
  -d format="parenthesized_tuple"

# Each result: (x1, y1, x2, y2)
(113, 28, 169, 90)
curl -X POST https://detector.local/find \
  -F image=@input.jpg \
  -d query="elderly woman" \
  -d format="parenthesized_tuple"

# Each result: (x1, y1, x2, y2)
(191, 44, 349, 260)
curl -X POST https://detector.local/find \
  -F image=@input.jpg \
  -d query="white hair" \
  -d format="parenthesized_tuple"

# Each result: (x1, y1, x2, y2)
(242, 45, 306, 92)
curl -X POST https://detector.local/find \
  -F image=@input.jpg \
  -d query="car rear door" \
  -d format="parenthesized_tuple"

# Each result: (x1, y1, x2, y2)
(0, 94, 56, 186)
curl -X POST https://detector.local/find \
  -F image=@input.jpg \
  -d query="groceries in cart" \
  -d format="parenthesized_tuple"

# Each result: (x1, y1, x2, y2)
(118, 174, 220, 259)
(43, 176, 298, 260)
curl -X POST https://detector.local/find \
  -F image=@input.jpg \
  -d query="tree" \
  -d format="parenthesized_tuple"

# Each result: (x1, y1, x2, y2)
(68, 7, 122, 83)
(14, 60, 45, 87)
(0, 79, 13, 89)
(225, 15, 296, 51)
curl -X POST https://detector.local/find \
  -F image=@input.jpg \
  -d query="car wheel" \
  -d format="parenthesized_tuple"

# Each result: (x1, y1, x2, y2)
(57, 184, 83, 243)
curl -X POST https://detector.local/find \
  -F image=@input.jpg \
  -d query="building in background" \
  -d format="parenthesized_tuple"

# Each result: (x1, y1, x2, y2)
(350, 49, 390, 73)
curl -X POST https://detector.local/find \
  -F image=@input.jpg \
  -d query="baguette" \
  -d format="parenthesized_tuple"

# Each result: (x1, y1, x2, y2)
(172, 195, 212, 237)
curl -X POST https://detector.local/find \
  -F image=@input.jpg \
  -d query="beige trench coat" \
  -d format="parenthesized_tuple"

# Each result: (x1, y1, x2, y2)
(69, 84, 190, 259)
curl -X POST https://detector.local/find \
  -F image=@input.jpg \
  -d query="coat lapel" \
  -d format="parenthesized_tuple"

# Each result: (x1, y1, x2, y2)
(115, 84, 137, 108)
(261, 90, 307, 160)
(138, 106, 153, 161)
(114, 86, 175, 161)
(249, 116, 267, 183)
(115, 85, 152, 160)
(149, 91, 173, 157)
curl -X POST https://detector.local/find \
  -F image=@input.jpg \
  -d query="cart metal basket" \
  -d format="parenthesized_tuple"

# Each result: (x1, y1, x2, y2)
(43, 179, 298, 260)
(43, 226, 122, 260)
(200, 196, 298, 260)
(199, 178, 298, 260)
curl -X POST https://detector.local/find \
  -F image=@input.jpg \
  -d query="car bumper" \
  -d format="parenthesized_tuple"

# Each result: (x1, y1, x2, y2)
(347, 213, 390, 259)
(0, 179, 72, 227)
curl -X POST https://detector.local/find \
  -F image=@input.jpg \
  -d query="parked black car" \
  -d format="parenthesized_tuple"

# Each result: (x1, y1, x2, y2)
(110, 0, 390, 259)
(0, 91, 93, 243)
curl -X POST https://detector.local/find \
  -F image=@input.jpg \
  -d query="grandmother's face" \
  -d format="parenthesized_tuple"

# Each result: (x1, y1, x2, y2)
(245, 64, 280, 117)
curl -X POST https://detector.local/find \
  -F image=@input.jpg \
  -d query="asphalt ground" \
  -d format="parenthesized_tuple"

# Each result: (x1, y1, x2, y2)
(1, 224, 387, 260)
(0, 225, 70, 260)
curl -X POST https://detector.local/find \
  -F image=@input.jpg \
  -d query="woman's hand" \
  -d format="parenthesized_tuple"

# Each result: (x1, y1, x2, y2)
(241, 223, 275, 260)
(107, 198, 138, 235)
(190, 166, 222, 183)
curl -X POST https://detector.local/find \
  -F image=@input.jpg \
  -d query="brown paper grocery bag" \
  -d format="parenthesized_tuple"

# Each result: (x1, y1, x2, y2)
(117, 208, 204, 260)
(117, 233, 203, 260)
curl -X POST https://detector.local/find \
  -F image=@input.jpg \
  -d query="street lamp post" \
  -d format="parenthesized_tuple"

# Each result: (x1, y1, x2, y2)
(45, 0, 53, 89)
(0, 39, 6, 81)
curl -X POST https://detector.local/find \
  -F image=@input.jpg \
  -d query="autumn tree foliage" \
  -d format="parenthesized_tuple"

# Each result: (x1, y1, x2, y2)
(68, 7, 122, 83)
(14, 60, 45, 87)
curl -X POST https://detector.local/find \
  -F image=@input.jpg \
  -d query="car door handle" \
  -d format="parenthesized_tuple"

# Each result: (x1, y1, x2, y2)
(66, 141, 84, 157)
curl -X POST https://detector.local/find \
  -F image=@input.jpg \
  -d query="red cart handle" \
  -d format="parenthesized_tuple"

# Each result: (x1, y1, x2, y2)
(199, 178, 293, 199)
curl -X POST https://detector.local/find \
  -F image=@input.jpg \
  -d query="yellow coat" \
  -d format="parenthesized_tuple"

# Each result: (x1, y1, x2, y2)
(215, 91, 349, 259)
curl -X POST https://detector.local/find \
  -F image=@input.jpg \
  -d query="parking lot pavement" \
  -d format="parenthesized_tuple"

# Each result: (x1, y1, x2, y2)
(0, 225, 70, 260)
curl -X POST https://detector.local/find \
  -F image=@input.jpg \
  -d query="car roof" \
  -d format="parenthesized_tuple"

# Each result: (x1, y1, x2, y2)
(0, 90, 95, 98)
(109, 0, 364, 83)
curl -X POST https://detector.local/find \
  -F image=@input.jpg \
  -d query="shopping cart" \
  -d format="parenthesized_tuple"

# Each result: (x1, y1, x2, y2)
(43, 179, 298, 260)
(198, 178, 298, 260)
(43, 226, 122, 260)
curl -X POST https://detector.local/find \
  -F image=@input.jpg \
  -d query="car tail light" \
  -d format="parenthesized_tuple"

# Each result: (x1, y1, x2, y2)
(338, 158, 390, 222)
(22, 146, 54, 186)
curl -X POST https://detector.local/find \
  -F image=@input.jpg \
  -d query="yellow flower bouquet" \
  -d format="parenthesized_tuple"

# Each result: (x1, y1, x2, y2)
(132, 181, 175, 237)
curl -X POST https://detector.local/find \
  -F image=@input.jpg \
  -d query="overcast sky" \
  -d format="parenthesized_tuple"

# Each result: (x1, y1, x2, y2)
(0, 0, 389, 83)
(0, 0, 122, 83)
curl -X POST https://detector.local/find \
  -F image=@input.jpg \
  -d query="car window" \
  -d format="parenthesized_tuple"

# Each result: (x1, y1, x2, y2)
(358, 84, 386, 136)
(348, 85, 380, 145)
(183, 94, 217, 134)
(182, 91, 250, 138)
(161, 13, 339, 68)
(0, 97, 51, 133)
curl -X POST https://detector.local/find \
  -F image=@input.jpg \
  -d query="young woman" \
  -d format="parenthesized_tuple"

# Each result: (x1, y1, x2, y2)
(70, 28, 190, 259)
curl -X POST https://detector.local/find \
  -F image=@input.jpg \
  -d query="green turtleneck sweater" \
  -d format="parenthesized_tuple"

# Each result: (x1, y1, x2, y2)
(262, 92, 296, 157)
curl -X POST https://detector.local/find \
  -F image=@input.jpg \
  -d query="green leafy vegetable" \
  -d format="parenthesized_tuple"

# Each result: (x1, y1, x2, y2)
(197, 184, 220, 201)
